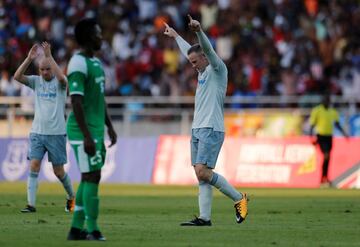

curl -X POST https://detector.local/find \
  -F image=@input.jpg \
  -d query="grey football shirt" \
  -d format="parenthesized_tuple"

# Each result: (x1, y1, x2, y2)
(25, 75, 67, 135)
(176, 31, 227, 132)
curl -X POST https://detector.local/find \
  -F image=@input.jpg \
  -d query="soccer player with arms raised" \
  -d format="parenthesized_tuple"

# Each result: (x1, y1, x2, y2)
(66, 18, 117, 241)
(164, 15, 248, 226)
(14, 42, 75, 214)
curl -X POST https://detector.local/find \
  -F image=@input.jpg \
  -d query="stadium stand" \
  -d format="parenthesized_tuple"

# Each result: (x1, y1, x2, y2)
(0, 0, 359, 98)
(0, 0, 359, 137)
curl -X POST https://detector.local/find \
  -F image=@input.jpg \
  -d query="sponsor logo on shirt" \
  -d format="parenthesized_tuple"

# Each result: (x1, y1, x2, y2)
(38, 82, 57, 99)
(198, 70, 208, 85)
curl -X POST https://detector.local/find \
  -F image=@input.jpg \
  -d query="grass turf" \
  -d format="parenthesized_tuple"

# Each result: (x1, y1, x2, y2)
(0, 182, 360, 247)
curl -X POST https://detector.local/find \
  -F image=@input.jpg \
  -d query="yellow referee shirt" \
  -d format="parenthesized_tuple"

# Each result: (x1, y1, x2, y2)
(309, 104, 339, 136)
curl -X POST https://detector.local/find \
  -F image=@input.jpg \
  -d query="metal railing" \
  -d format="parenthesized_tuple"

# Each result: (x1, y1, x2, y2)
(0, 95, 358, 137)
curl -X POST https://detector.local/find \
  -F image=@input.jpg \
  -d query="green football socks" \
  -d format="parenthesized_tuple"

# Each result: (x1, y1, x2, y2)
(71, 182, 85, 230)
(83, 181, 100, 232)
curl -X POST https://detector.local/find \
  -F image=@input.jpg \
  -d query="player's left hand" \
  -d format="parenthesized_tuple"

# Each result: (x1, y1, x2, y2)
(84, 135, 96, 156)
(188, 14, 201, 32)
(107, 127, 117, 147)
(42, 41, 52, 57)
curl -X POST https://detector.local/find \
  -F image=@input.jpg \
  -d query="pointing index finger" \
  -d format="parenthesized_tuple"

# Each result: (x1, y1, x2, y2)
(187, 14, 193, 21)
(163, 22, 170, 28)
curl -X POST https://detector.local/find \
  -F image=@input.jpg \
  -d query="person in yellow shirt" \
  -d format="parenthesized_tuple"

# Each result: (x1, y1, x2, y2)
(309, 94, 348, 186)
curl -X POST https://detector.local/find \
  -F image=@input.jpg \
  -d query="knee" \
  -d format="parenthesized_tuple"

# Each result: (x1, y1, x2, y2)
(197, 171, 208, 182)
(82, 170, 101, 184)
(195, 167, 211, 182)
(30, 160, 41, 173)
(53, 167, 65, 179)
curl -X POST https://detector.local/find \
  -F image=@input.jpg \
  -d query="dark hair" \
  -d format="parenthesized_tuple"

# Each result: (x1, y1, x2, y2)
(74, 18, 98, 46)
(187, 43, 202, 55)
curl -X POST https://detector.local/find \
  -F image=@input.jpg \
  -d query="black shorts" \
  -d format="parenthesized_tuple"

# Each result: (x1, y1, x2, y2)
(316, 135, 333, 153)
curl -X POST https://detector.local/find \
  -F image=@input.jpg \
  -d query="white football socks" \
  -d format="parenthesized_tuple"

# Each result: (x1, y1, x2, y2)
(27, 171, 39, 206)
(210, 172, 242, 202)
(198, 181, 213, 221)
(59, 173, 74, 199)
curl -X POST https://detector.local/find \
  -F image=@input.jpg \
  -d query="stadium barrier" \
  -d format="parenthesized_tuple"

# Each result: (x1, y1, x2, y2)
(1, 136, 359, 189)
(1, 95, 359, 137)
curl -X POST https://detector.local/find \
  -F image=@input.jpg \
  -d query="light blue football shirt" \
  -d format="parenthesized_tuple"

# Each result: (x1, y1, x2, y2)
(176, 31, 227, 132)
(25, 75, 67, 135)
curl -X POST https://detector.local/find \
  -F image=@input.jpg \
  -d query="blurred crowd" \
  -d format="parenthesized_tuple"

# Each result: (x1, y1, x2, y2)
(0, 0, 360, 106)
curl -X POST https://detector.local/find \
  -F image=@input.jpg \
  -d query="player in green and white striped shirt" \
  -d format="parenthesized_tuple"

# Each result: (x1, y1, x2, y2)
(66, 18, 117, 241)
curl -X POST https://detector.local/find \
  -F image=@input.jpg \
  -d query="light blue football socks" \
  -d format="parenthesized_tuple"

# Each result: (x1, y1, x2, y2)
(59, 173, 75, 199)
(198, 181, 213, 221)
(210, 172, 242, 202)
(27, 171, 39, 206)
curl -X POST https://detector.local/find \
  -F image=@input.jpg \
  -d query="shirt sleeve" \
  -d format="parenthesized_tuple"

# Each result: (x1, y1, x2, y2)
(58, 77, 67, 91)
(196, 30, 224, 71)
(24, 75, 37, 90)
(67, 54, 87, 96)
(175, 35, 191, 58)
(68, 72, 85, 96)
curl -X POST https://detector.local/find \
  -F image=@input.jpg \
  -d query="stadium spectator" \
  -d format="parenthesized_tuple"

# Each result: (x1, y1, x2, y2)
(164, 16, 248, 226)
(309, 93, 348, 186)
(0, 70, 20, 96)
(0, 1, 358, 101)
(13, 42, 75, 213)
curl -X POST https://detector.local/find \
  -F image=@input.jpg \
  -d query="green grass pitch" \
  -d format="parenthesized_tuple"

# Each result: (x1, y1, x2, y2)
(0, 182, 360, 247)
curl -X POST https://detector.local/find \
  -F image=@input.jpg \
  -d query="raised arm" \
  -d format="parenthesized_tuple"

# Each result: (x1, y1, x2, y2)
(164, 22, 191, 58)
(188, 15, 223, 70)
(42, 41, 67, 85)
(13, 44, 38, 84)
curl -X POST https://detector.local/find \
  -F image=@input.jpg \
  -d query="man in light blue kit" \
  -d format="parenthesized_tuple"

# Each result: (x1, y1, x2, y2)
(164, 15, 248, 226)
(14, 42, 75, 213)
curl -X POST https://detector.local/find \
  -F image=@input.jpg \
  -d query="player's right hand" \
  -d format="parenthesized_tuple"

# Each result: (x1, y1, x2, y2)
(163, 22, 178, 38)
(28, 44, 39, 60)
(311, 137, 317, 146)
(84, 136, 96, 156)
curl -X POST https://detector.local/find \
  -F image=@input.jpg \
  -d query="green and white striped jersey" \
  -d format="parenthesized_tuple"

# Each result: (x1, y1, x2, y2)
(66, 53, 105, 140)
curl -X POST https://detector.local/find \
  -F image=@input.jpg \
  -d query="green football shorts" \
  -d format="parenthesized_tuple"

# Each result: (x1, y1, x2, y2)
(69, 139, 106, 173)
